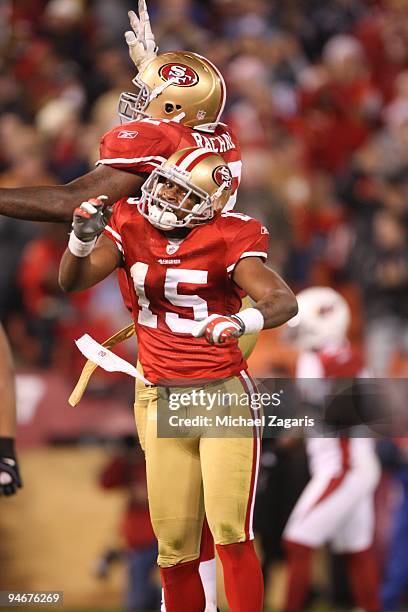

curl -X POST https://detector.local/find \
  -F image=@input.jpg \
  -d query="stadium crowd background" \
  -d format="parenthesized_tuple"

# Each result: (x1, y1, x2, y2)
(1, 0, 408, 610)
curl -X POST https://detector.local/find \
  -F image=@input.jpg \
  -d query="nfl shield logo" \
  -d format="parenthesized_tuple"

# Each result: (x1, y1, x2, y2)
(166, 243, 179, 255)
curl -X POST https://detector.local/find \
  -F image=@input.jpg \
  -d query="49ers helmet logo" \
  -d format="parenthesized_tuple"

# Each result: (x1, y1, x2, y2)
(159, 63, 199, 87)
(213, 165, 232, 189)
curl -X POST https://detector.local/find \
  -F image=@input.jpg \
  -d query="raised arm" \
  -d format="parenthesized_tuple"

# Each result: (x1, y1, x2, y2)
(0, 165, 144, 223)
(59, 197, 121, 291)
(125, 0, 158, 72)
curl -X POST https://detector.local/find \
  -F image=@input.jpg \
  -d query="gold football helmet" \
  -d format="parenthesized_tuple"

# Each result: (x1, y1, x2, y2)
(118, 51, 226, 133)
(138, 147, 232, 230)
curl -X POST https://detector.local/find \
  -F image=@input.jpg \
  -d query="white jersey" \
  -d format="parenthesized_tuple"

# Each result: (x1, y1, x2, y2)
(296, 346, 377, 476)
(284, 343, 380, 551)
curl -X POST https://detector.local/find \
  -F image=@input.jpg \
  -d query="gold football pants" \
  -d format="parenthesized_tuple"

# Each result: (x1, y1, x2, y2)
(69, 295, 260, 569)
(134, 371, 261, 567)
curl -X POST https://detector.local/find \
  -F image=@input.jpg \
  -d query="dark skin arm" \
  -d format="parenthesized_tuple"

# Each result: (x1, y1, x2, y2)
(233, 257, 298, 327)
(60, 246, 297, 327)
(0, 166, 145, 222)
(0, 325, 16, 438)
(59, 234, 122, 292)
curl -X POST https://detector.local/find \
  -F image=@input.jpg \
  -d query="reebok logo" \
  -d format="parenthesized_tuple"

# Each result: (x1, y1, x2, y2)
(118, 130, 139, 139)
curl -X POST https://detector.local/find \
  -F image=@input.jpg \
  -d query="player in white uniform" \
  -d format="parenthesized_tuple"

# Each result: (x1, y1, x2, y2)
(282, 287, 381, 612)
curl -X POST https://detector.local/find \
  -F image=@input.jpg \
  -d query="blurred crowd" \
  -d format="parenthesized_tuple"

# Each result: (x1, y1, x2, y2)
(0, 0, 408, 376)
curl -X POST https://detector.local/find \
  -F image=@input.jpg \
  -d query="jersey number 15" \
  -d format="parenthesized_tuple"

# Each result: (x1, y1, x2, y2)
(130, 262, 208, 334)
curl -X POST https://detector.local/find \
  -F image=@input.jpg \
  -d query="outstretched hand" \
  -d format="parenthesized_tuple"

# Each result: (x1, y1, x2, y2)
(125, 0, 158, 72)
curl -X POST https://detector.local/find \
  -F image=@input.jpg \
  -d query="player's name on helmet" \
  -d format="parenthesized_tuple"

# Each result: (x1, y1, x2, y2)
(191, 131, 236, 154)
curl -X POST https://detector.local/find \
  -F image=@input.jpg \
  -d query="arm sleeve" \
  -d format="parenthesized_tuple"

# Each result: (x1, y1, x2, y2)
(97, 121, 174, 174)
(223, 215, 270, 275)
(103, 202, 123, 254)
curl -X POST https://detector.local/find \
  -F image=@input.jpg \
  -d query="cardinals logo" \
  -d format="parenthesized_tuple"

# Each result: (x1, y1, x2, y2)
(318, 304, 335, 317)
(213, 165, 232, 190)
(159, 63, 199, 87)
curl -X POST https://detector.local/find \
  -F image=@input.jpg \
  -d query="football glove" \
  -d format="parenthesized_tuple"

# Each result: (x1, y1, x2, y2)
(125, 0, 158, 73)
(0, 437, 22, 496)
(72, 196, 112, 243)
(192, 314, 244, 345)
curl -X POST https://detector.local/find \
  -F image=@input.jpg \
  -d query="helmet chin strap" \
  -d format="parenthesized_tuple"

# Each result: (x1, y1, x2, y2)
(149, 77, 177, 102)
(147, 79, 186, 124)
(172, 111, 186, 123)
(211, 181, 229, 205)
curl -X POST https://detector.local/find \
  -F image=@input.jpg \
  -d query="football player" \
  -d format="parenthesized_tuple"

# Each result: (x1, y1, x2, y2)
(0, 4, 248, 605)
(58, 147, 298, 612)
(282, 287, 380, 612)
(0, 2, 258, 605)
(0, 324, 22, 497)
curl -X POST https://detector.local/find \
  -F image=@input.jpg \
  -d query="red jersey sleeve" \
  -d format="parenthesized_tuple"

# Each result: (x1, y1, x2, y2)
(103, 199, 125, 254)
(221, 212, 270, 275)
(97, 120, 176, 173)
(103, 200, 133, 310)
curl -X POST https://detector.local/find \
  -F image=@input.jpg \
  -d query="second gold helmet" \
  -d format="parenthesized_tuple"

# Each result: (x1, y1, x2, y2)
(138, 147, 233, 230)
(118, 51, 226, 133)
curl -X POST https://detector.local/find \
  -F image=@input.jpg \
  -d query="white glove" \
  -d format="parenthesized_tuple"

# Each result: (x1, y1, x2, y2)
(192, 308, 265, 345)
(125, 0, 158, 73)
(192, 314, 244, 345)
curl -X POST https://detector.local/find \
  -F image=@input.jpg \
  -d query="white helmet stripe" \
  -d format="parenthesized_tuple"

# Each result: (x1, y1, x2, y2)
(176, 147, 213, 171)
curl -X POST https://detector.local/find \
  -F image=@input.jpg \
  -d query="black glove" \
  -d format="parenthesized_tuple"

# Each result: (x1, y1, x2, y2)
(0, 437, 22, 496)
(72, 196, 112, 242)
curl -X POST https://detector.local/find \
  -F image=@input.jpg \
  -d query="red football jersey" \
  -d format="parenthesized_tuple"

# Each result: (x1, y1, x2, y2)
(98, 118, 242, 212)
(318, 343, 365, 378)
(103, 204, 269, 384)
(296, 342, 366, 387)
(98, 118, 242, 312)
